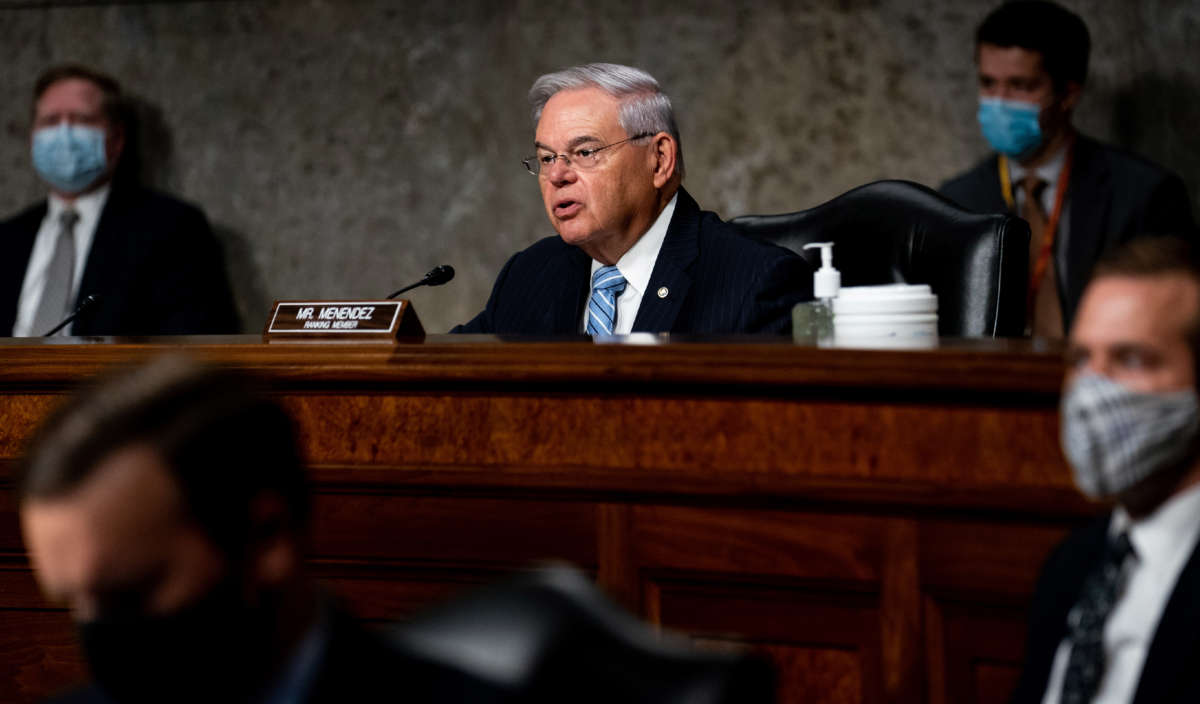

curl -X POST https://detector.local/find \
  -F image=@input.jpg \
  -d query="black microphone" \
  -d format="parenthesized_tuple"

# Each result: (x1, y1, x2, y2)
(43, 294, 100, 337)
(387, 265, 455, 299)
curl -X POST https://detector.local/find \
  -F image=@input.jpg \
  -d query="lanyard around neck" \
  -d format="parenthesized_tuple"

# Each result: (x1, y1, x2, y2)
(997, 140, 1075, 305)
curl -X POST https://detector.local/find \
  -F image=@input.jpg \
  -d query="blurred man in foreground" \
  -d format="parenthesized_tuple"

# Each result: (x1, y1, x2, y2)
(18, 357, 492, 703)
(1011, 236, 1200, 703)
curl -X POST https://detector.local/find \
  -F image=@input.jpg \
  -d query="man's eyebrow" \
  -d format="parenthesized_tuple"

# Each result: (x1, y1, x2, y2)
(567, 135, 603, 150)
(533, 135, 604, 152)
(1110, 342, 1160, 358)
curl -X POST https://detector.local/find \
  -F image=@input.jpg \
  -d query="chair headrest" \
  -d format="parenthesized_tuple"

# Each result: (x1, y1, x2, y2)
(391, 566, 775, 704)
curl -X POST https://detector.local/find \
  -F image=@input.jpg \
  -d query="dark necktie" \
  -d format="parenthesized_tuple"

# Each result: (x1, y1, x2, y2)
(31, 209, 80, 336)
(1059, 531, 1135, 704)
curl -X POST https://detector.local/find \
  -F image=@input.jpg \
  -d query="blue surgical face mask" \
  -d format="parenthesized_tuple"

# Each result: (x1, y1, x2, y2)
(31, 123, 109, 194)
(977, 97, 1043, 159)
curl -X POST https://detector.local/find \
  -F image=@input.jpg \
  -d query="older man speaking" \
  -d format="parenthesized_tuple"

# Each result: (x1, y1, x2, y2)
(454, 63, 810, 336)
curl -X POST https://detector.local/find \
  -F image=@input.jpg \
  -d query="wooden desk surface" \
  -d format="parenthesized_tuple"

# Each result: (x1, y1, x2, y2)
(0, 334, 1063, 392)
(0, 336, 1088, 704)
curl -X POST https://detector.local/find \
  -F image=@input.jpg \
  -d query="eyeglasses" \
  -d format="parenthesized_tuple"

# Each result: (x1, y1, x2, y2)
(522, 133, 654, 176)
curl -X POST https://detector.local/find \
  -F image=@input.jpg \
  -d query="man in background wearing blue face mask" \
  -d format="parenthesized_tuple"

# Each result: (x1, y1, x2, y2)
(0, 65, 238, 337)
(1010, 236, 1200, 704)
(940, 1, 1194, 340)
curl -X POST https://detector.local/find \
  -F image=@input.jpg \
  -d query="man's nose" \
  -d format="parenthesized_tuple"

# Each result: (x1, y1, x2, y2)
(546, 156, 576, 185)
(1084, 355, 1112, 379)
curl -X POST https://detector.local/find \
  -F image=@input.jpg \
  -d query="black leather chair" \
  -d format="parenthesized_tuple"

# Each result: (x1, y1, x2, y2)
(729, 179, 1030, 337)
(390, 567, 775, 704)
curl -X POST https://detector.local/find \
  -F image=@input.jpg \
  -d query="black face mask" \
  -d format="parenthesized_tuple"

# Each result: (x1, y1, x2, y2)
(77, 580, 277, 704)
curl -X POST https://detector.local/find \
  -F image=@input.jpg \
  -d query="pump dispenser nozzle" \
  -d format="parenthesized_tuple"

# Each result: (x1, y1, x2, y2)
(802, 242, 840, 299)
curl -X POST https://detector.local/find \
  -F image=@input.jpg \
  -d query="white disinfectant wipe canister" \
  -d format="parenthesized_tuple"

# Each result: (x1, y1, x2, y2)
(832, 284, 938, 344)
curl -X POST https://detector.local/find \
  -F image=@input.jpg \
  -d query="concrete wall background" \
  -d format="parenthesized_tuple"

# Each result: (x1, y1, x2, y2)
(1, 0, 1197, 333)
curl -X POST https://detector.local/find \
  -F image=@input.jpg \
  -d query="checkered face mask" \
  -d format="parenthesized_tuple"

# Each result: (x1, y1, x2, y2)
(1061, 372, 1200, 499)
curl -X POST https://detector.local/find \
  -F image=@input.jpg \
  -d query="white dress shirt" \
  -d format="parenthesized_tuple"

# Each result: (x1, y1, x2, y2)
(580, 193, 677, 335)
(1040, 481, 1200, 704)
(13, 185, 110, 336)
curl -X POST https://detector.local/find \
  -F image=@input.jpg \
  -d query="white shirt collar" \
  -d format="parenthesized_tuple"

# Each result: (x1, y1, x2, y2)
(1008, 143, 1068, 190)
(1112, 480, 1200, 568)
(48, 182, 111, 226)
(594, 193, 678, 297)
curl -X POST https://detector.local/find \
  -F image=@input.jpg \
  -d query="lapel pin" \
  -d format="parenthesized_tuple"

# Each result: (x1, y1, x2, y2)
(657, 286, 669, 299)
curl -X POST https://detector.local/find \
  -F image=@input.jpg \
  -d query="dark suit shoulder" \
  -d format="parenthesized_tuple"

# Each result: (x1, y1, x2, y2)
(1082, 137, 1182, 187)
(506, 233, 575, 268)
(1037, 514, 1111, 584)
(688, 203, 812, 334)
(694, 208, 800, 264)
(78, 182, 238, 335)
(449, 233, 585, 334)
(0, 199, 48, 229)
(1074, 135, 1195, 237)
(939, 155, 1002, 213)
(1010, 514, 1110, 704)
(106, 185, 211, 230)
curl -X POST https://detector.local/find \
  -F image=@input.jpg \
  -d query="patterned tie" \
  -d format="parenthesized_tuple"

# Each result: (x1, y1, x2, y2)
(1059, 531, 1135, 704)
(31, 209, 80, 336)
(585, 265, 627, 336)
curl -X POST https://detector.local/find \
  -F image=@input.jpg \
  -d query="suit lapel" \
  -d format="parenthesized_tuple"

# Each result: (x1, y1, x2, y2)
(75, 185, 129, 310)
(982, 154, 1010, 214)
(1062, 136, 1111, 319)
(543, 243, 590, 333)
(1132, 528, 1200, 704)
(0, 203, 46, 335)
(631, 189, 698, 333)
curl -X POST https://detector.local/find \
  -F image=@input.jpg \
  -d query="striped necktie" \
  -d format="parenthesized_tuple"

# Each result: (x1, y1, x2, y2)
(586, 265, 627, 336)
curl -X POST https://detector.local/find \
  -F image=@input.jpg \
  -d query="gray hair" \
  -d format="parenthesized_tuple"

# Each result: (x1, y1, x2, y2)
(529, 63, 684, 178)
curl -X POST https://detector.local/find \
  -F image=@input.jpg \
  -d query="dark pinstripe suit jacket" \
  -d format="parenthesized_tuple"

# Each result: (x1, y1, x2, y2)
(452, 188, 811, 335)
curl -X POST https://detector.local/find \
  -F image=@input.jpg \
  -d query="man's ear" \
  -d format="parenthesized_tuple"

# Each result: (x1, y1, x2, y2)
(1059, 80, 1083, 114)
(106, 122, 126, 168)
(247, 493, 300, 588)
(650, 133, 678, 189)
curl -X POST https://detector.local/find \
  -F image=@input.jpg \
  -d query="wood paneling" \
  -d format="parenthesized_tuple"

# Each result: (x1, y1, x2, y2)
(0, 337, 1090, 703)
(310, 493, 598, 565)
(0, 610, 84, 702)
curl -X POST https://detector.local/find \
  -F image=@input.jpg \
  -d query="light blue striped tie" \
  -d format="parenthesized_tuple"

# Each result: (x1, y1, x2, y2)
(586, 265, 627, 336)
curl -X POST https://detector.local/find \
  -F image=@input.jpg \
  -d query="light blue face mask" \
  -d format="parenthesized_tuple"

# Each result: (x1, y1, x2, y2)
(31, 123, 108, 194)
(977, 97, 1043, 158)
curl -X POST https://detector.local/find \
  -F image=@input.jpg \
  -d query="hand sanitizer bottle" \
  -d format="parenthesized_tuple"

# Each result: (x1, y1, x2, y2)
(792, 242, 840, 344)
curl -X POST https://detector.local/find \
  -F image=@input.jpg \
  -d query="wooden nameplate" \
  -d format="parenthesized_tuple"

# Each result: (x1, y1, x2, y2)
(263, 300, 424, 342)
